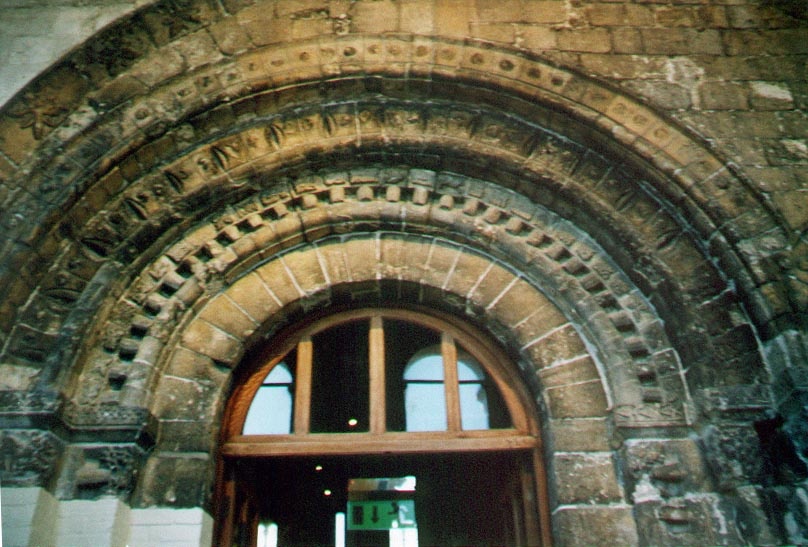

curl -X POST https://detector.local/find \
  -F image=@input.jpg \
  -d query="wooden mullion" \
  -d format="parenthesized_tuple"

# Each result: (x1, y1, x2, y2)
(369, 316, 386, 434)
(442, 332, 462, 431)
(533, 447, 553, 547)
(215, 468, 237, 546)
(511, 483, 525, 547)
(293, 335, 313, 435)
(520, 457, 541, 547)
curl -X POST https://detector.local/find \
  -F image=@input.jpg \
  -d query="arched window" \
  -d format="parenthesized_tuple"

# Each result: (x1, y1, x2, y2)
(403, 345, 504, 431)
(404, 346, 450, 432)
(243, 363, 293, 435)
(241, 314, 511, 437)
(218, 308, 549, 547)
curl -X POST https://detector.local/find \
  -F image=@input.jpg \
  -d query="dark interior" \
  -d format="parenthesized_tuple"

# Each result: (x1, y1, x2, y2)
(236, 451, 533, 547)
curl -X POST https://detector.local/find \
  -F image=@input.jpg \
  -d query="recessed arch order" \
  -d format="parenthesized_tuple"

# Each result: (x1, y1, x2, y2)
(0, 13, 793, 547)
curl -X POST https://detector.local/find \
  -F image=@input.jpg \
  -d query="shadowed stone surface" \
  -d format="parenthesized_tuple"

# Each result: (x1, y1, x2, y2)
(0, 1, 805, 545)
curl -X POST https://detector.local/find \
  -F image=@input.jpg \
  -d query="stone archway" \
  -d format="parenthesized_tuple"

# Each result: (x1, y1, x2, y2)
(0, 2, 801, 545)
(152, 231, 639, 545)
(55, 161, 767, 545)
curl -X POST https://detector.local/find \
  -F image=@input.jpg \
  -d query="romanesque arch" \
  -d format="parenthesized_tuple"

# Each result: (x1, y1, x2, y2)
(1, 1, 804, 546)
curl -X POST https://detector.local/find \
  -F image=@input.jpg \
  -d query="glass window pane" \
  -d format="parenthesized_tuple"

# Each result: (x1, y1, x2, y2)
(459, 383, 489, 430)
(456, 354, 484, 381)
(310, 320, 370, 433)
(241, 314, 514, 436)
(405, 383, 447, 431)
(403, 351, 444, 381)
(385, 321, 441, 432)
(265, 364, 293, 383)
(243, 362, 294, 434)
(456, 342, 512, 429)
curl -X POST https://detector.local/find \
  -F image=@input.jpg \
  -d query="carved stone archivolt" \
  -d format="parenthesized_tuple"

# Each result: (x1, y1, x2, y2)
(0, 34, 789, 343)
(0, 77, 769, 507)
(8, 91, 766, 407)
(64, 166, 691, 436)
(0, 13, 795, 537)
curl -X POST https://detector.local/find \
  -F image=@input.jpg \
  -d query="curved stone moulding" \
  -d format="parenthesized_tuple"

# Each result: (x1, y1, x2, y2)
(6, 92, 764, 438)
(0, 3, 798, 545)
(0, 17, 781, 504)
(0, 35, 786, 324)
(62, 165, 691, 446)
(0, 35, 781, 420)
(32, 90, 762, 409)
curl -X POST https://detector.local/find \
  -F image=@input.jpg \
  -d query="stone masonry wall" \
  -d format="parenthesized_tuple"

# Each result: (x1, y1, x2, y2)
(5, 0, 805, 448)
(0, 4, 804, 325)
(1, 0, 804, 237)
(0, 1, 150, 106)
(0, 1, 805, 546)
(1, 1, 804, 371)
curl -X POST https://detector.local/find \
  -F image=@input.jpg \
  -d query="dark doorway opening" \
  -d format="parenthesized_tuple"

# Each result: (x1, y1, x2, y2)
(233, 451, 536, 547)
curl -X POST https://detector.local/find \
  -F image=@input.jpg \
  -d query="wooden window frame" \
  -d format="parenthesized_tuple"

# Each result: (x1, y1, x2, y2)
(217, 306, 552, 546)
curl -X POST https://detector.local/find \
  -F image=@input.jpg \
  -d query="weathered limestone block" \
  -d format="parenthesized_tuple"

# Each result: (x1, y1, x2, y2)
(280, 247, 330, 297)
(132, 452, 211, 508)
(487, 278, 559, 328)
(553, 504, 638, 547)
(548, 418, 612, 452)
(466, 259, 519, 310)
(441, 248, 499, 301)
(510, 299, 568, 344)
(539, 355, 600, 389)
(181, 318, 244, 365)
(701, 424, 766, 489)
(423, 240, 472, 291)
(198, 293, 258, 340)
(156, 420, 216, 454)
(698, 384, 772, 421)
(772, 479, 808, 546)
(54, 443, 141, 501)
(340, 237, 381, 282)
(523, 324, 588, 369)
(634, 491, 778, 547)
(0, 364, 38, 390)
(734, 485, 785, 547)
(552, 452, 623, 504)
(164, 347, 223, 385)
(621, 438, 711, 500)
(0, 429, 62, 487)
(151, 373, 227, 423)
(225, 271, 283, 326)
(544, 379, 608, 419)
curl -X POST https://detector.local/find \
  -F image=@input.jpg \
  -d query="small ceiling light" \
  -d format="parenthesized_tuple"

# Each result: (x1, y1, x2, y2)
(347, 418, 358, 427)
(324, 489, 332, 496)
(315, 464, 324, 472)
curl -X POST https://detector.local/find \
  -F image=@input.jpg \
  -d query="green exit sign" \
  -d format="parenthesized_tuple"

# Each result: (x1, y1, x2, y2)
(347, 499, 416, 530)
